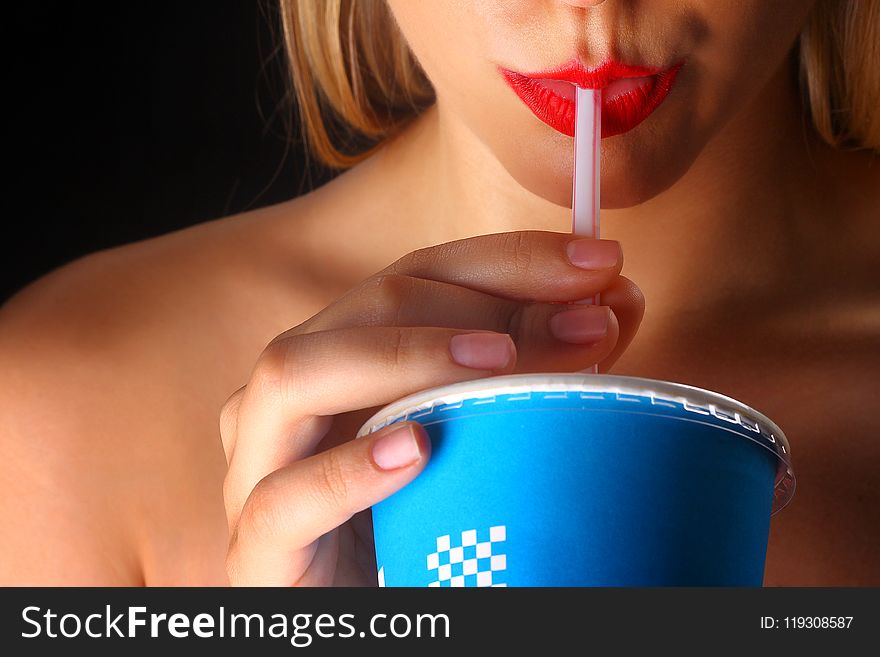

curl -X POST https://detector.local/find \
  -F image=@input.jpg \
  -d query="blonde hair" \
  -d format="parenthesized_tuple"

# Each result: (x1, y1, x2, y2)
(280, 0, 879, 169)
(280, 0, 434, 169)
(799, 0, 880, 149)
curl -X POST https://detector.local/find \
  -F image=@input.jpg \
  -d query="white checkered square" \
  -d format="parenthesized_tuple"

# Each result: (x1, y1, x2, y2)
(426, 526, 507, 587)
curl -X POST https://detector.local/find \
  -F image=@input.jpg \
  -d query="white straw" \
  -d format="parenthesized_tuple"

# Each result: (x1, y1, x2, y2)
(572, 86, 602, 374)
(572, 86, 601, 240)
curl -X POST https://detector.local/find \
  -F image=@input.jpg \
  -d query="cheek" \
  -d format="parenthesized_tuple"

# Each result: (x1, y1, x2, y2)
(390, 1, 581, 203)
(484, 113, 574, 207)
(691, 2, 813, 116)
(385, 2, 454, 91)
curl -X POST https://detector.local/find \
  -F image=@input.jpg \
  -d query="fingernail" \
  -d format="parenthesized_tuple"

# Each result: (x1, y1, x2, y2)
(449, 333, 515, 370)
(372, 425, 421, 471)
(566, 239, 621, 270)
(549, 306, 609, 343)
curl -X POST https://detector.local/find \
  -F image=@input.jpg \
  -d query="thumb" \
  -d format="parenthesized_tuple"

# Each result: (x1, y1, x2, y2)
(228, 422, 430, 585)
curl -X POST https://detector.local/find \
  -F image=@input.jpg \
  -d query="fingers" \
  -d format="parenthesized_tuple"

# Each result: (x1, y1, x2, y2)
(222, 326, 518, 530)
(220, 231, 645, 586)
(319, 277, 631, 374)
(223, 311, 623, 531)
(514, 304, 621, 373)
(288, 271, 634, 373)
(597, 275, 645, 372)
(381, 231, 622, 302)
(227, 421, 430, 586)
(296, 271, 618, 337)
(284, 232, 639, 375)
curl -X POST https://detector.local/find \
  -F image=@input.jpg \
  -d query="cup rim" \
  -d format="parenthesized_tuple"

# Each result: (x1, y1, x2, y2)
(356, 373, 796, 515)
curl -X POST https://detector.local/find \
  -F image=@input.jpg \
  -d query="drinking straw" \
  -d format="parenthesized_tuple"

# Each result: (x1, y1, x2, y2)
(571, 86, 602, 374)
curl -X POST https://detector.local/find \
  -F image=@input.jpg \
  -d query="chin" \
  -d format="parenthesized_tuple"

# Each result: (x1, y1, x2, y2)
(498, 137, 695, 210)
(470, 101, 702, 211)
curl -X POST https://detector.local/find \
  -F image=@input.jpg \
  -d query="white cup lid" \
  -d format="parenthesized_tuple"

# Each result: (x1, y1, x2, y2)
(356, 373, 796, 514)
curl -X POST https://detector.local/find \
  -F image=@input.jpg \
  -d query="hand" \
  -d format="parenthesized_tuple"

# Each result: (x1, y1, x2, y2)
(221, 231, 644, 585)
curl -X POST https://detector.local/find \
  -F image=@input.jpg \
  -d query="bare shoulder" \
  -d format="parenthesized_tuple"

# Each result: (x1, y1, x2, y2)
(0, 198, 325, 584)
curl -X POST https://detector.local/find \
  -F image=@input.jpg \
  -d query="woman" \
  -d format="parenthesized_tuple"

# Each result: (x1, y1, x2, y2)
(0, 0, 877, 586)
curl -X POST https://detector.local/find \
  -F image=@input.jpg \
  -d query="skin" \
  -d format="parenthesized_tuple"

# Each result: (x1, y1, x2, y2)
(0, 0, 878, 585)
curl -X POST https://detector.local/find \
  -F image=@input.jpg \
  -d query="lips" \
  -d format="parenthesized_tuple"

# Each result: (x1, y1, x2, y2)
(500, 59, 684, 138)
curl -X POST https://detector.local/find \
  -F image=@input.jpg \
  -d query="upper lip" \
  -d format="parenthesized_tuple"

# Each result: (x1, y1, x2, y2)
(515, 59, 664, 88)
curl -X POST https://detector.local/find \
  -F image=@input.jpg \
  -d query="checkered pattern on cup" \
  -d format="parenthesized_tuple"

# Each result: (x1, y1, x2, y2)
(427, 526, 507, 587)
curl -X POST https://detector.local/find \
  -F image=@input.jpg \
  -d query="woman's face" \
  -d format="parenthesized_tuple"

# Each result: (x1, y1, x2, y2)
(385, 0, 817, 208)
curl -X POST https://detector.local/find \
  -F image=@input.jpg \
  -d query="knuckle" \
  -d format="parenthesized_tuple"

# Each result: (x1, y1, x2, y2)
(380, 326, 417, 370)
(366, 273, 415, 325)
(385, 244, 438, 277)
(252, 339, 289, 401)
(501, 231, 536, 277)
(496, 300, 530, 342)
(253, 336, 310, 408)
(239, 475, 284, 542)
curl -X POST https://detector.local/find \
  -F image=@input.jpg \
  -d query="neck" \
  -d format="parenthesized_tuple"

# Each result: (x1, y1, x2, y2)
(369, 49, 830, 329)
(604, 52, 829, 329)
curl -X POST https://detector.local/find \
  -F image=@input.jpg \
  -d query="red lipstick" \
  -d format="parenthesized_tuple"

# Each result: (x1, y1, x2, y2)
(500, 59, 684, 137)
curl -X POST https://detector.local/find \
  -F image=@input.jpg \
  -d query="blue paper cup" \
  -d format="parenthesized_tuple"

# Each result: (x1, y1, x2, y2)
(357, 374, 795, 587)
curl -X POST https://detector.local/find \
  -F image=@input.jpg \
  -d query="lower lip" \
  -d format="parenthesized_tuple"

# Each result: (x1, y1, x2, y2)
(501, 63, 683, 138)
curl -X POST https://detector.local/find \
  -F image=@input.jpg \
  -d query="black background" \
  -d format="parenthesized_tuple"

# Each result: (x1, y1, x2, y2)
(4, 1, 336, 302)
